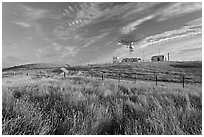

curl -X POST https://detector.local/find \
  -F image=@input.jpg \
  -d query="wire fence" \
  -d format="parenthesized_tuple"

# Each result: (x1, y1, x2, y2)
(55, 70, 190, 88)
(85, 71, 187, 88)
(3, 68, 201, 88)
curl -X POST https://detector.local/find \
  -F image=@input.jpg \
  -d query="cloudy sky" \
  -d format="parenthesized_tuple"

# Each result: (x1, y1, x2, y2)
(2, 2, 202, 67)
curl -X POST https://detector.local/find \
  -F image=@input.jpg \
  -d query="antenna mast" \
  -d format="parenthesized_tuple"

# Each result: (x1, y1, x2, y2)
(168, 53, 170, 61)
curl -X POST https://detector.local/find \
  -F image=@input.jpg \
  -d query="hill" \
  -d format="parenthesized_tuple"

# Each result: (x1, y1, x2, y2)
(2, 63, 70, 71)
(2, 61, 201, 84)
(2, 61, 202, 135)
(65, 61, 202, 84)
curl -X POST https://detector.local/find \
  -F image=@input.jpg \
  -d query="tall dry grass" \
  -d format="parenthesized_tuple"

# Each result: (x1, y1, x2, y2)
(2, 77, 202, 135)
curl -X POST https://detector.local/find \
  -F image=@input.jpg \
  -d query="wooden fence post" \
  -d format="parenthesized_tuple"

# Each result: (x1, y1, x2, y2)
(134, 74, 136, 83)
(102, 73, 104, 80)
(156, 75, 157, 86)
(182, 75, 185, 88)
(118, 73, 121, 84)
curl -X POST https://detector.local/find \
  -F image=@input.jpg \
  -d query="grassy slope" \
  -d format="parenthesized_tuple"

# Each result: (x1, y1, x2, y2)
(2, 63, 68, 71)
(67, 61, 202, 83)
(3, 61, 201, 83)
(2, 75, 202, 135)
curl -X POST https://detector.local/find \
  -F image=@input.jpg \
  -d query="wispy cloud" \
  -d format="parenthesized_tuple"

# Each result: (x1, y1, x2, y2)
(36, 42, 80, 60)
(120, 3, 158, 19)
(56, 3, 202, 42)
(157, 2, 202, 21)
(81, 32, 110, 48)
(13, 21, 31, 28)
(58, 3, 151, 35)
(137, 18, 202, 48)
(63, 46, 79, 57)
(51, 43, 80, 58)
(75, 3, 102, 22)
(60, 3, 103, 28)
(18, 4, 59, 21)
(185, 17, 202, 26)
(53, 24, 84, 41)
(121, 15, 156, 34)
(82, 39, 96, 48)
(54, 3, 104, 41)
(104, 41, 113, 47)
(91, 3, 158, 23)
(119, 2, 201, 35)
(13, 4, 59, 41)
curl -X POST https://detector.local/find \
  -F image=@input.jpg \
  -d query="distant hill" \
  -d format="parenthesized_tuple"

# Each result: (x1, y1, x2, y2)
(2, 63, 70, 71)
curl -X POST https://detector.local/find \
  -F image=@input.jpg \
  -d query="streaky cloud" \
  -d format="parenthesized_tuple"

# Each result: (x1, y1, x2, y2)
(13, 21, 31, 28)
(127, 17, 202, 49)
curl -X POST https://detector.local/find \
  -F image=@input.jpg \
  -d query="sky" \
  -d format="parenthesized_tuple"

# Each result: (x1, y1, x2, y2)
(2, 2, 202, 67)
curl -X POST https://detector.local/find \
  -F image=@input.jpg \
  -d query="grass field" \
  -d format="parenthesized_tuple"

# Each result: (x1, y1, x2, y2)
(2, 69, 202, 135)
(65, 61, 202, 83)
(3, 61, 202, 84)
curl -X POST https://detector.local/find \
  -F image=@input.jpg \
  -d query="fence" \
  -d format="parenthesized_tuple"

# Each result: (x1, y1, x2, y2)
(83, 70, 188, 88)
(2, 69, 194, 88)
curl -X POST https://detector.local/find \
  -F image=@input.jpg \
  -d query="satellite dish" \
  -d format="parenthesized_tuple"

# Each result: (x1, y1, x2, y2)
(129, 45, 134, 53)
(129, 45, 134, 49)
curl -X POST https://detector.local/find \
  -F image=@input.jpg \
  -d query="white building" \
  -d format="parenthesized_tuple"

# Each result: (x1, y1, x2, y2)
(113, 57, 120, 63)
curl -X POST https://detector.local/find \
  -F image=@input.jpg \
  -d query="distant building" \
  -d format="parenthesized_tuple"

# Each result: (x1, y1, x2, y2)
(122, 57, 139, 63)
(64, 64, 70, 67)
(151, 55, 165, 62)
(113, 57, 120, 63)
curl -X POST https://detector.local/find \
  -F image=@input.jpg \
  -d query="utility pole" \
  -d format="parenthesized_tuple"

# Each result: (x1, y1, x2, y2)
(168, 53, 170, 61)
(159, 49, 160, 55)
(143, 51, 144, 62)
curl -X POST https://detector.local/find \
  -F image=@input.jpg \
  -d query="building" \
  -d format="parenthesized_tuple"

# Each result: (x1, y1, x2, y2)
(121, 57, 138, 63)
(113, 57, 120, 63)
(151, 55, 164, 62)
